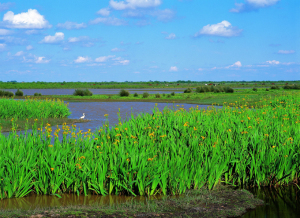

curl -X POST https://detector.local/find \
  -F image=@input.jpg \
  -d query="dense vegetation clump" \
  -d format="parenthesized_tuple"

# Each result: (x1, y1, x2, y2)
(15, 89, 23, 96)
(155, 93, 161, 98)
(142, 92, 149, 98)
(73, 89, 93, 96)
(119, 89, 130, 97)
(184, 88, 192, 93)
(271, 86, 280, 90)
(171, 92, 175, 96)
(0, 98, 70, 119)
(0, 90, 14, 97)
(34, 93, 42, 96)
(134, 93, 138, 97)
(253, 88, 258, 92)
(283, 84, 300, 90)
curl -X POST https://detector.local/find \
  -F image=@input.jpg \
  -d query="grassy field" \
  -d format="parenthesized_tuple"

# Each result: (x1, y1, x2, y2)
(0, 80, 298, 89)
(24, 88, 292, 107)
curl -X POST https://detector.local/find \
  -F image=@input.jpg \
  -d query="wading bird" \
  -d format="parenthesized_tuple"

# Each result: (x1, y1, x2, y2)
(80, 113, 85, 119)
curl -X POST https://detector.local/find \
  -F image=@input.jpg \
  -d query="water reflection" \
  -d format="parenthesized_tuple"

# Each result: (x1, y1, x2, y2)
(240, 185, 300, 218)
(2, 102, 216, 142)
(0, 192, 175, 210)
(2, 88, 185, 96)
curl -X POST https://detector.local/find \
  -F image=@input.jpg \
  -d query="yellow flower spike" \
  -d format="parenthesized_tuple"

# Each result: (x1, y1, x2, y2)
(194, 127, 197, 131)
(94, 138, 98, 140)
(50, 168, 54, 171)
(272, 146, 276, 148)
(104, 114, 109, 117)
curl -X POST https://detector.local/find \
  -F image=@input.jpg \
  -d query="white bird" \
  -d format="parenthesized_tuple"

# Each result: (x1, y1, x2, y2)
(80, 113, 85, 119)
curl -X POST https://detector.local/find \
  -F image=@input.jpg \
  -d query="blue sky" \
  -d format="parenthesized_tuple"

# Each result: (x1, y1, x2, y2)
(0, 0, 299, 82)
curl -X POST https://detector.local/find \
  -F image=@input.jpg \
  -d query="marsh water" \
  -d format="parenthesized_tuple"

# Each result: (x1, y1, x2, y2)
(0, 185, 299, 218)
(2, 88, 186, 96)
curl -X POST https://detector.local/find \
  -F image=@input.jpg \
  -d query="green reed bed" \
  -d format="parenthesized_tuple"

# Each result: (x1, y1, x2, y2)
(0, 94, 299, 199)
(0, 97, 71, 119)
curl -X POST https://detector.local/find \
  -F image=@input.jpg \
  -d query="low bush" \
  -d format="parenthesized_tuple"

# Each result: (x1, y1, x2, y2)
(223, 87, 234, 93)
(155, 93, 161, 98)
(184, 88, 192, 93)
(162, 93, 166, 97)
(143, 92, 149, 98)
(0, 90, 14, 97)
(119, 89, 130, 97)
(171, 92, 175, 96)
(266, 88, 269, 91)
(15, 89, 23, 96)
(253, 88, 258, 92)
(73, 89, 93, 96)
(134, 93, 138, 97)
(271, 85, 280, 90)
(34, 93, 42, 96)
(196, 87, 205, 93)
(167, 94, 171, 98)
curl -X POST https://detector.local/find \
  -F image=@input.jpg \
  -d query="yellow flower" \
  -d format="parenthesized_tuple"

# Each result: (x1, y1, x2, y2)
(126, 158, 130, 162)
(104, 114, 109, 117)
(201, 136, 205, 140)
(193, 127, 197, 131)
(227, 129, 231, 132)
(272, 146, 276, 148)
(48, 145, 53, 147)
(94, 138, 98, 140)
(50, 168, 54, 171)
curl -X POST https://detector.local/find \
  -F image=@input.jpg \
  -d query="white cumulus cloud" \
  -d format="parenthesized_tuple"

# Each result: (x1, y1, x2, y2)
(68, 37, 80, 43)
(0, 43, 6, 51)
(14, 51, 24, 56)
(90, 17, 127, 26)
(165, 33, 176, 39)
(26, 45, 33, 50)
(74, 56, 90, 63)
(3, 9, 51, 29)
(35, 56, 50, 63)
(230, 0, 280, 13)
(277, 50, 295, 54)
(111, 47, 124, 52)
(95, 55, 115, 62)
(109, 0, 161, 10)
(266, 60, 280, 64)
(57, 21, 86, 30)
(40, 32, 64, 43)
(0, 28, 12, 35)
(97, 8, 111, 16)
(169, 66, 178, 72)
(195, 20, 242, 37)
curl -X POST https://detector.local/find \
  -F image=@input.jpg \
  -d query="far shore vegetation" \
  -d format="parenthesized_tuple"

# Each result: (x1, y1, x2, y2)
(0, 80, 299, 89)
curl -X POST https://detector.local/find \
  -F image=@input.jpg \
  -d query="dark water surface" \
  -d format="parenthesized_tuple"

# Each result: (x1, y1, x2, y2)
(2, 88, 185, 96)
(240, 185, 300, 218)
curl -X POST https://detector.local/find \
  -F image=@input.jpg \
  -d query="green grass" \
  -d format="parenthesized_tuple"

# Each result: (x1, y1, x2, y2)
(0, 92, 299, 200)
(0, 97, 71, 119)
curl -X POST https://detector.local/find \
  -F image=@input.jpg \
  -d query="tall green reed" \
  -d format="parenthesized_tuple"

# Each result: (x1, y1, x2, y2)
(0, 93, 299, 199)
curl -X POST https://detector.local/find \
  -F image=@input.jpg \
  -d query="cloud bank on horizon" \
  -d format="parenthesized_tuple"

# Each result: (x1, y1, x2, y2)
(0, 0, 298, 82)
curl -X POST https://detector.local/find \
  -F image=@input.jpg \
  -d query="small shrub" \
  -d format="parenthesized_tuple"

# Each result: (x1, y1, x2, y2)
(134, 93, 138, 97)
(162, 93, 166, 97)
(253, 88, 258, 92)
(119, 89, 130, 97)
(266, 88, 269, 91)
(271, 85, 280, 90)
(167, 94, 171, 98)
(34, 93, 42, 96)
(224, 87, 234, 93)
(15, 89, 23, 96)
(209, 86, 215, 92)
(214, 88, 221, 93)
(183, 88, 192, 93)
(171, 92, 175, 96)
(0, 90, 14, 97)
(155, 93, 161, 98)
(143, 92, 149, 98)
(203, 86, 210, 92)
(73, 89, 93, 96)
(196, 87, 205, 93)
